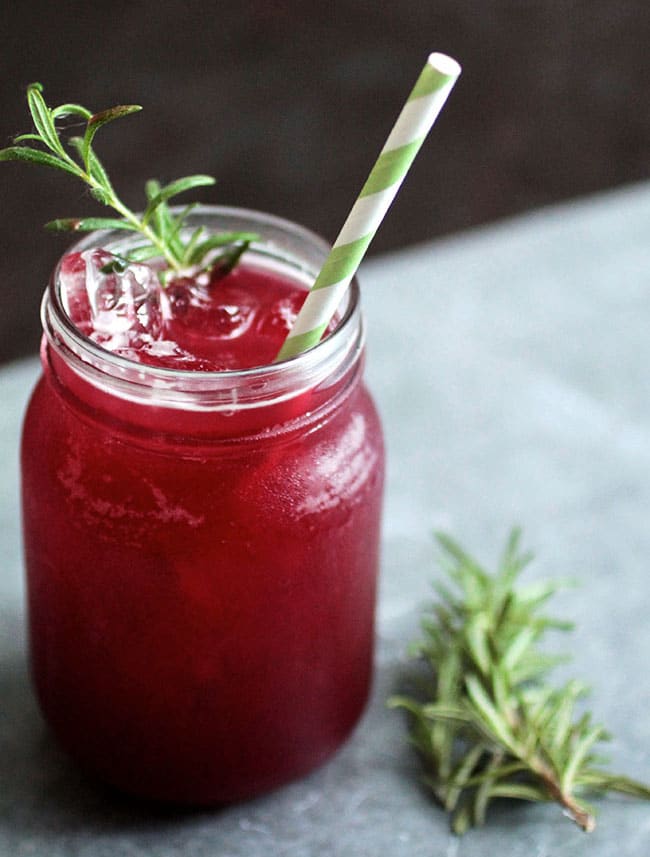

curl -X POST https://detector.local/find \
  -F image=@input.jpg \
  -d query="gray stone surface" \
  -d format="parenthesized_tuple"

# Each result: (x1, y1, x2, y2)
(2, 183, 650, 854)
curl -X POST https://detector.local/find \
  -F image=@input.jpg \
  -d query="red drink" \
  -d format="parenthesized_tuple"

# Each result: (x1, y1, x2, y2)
(21, 208, 384, 803)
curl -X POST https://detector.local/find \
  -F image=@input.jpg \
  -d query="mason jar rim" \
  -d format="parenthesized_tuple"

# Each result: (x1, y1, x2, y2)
(41, 205, 364, 411)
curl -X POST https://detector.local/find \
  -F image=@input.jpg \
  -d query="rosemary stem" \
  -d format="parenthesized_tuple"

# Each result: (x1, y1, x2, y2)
(536, 766, 595, 832)
(78, 172, 180, 270)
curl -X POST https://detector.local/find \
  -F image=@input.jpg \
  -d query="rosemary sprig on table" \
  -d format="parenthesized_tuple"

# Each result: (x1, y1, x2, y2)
(388, 528, 650, 834)
(0, 83, 256, 278)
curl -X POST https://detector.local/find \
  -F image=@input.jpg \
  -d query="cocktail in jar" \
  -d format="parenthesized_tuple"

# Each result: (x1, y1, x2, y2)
(21, 206, 384, 803)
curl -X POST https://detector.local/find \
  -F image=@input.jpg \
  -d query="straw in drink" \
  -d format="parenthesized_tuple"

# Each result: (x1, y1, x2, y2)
(275, 52, 461, 362)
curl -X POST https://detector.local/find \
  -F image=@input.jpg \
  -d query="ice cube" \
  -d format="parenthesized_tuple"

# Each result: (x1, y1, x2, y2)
(59, 252, 93, 334)
(255, 291, 306, 338)
(163, 278, 256, 341)
(60, 249, 163, 351)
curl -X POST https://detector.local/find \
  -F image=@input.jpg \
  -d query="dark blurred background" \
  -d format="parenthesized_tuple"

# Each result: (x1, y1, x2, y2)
(2, 0, 650, 363)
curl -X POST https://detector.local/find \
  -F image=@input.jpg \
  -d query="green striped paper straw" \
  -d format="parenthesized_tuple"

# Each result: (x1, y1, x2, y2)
(275, 52, 461, 362)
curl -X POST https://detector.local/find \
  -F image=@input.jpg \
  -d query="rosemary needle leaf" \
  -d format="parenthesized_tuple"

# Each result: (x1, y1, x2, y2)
(451, 803, 472, 835)
(501, 625, 537, 672)
(473, 752, 503, 825)
(27, 83, 66, 157)
(389, 528, 650, 834)
(580, 773, 650, 799)
(561, 726, 608, 795)
(142, 175, 216, 226)
(464, 675, 518, 751)
(45, 217, 140, 233)
(465, 614, 491, 675)
(13, 133, 44, 143)
(126, 244, 169, 262)
(490, 783, 550, 802)
(82, 104, 142, 165)
(50, 103, 93, 120)
(0, 146, 79, 176)
(445, 743, 485, 811)
(209, 239, 254, 280)
(187, 231, 259, 266)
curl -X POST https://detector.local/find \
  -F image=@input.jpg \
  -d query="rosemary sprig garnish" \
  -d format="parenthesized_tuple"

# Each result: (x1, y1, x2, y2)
(388, 528, 650, 834)
(0, 83, 256, 278)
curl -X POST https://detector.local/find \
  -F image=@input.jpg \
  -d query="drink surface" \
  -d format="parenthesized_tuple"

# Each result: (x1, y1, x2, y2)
(60, 249, 313, 370)
(23, 238, 385, 803)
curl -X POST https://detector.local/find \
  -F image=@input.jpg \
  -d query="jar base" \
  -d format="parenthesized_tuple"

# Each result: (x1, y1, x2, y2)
(41, 683, 372, 806)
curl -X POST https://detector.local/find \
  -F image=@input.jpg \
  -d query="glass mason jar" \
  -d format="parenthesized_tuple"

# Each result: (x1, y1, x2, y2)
(21, 207, 385, 804)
